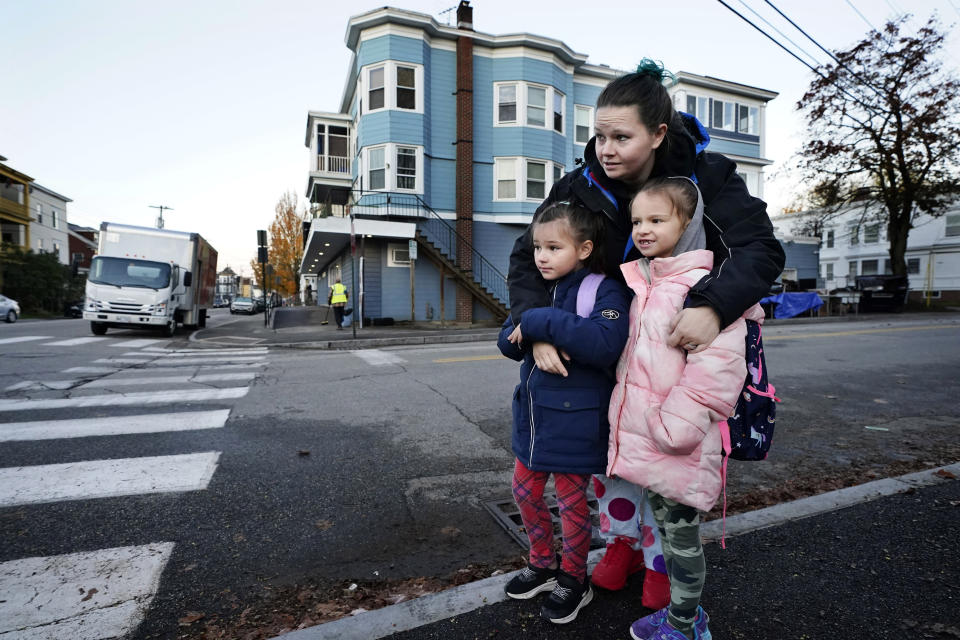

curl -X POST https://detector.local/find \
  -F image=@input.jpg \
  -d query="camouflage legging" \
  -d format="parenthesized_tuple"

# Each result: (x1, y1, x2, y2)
(648, 491, 705, 637)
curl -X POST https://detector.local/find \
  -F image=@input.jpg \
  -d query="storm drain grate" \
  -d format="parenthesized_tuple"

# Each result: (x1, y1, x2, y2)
(482, 485, 605, 550)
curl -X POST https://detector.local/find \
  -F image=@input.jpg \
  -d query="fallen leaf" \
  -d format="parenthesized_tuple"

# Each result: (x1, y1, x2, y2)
(873, 398, 889, 404)
(178, 611, 205, 625)
(440, 526, 461, 537)
(80, 588, 97, 602)
(934, 469, 957, 480)
(181, 563, 197, 572)
(315, 519, 333, 531)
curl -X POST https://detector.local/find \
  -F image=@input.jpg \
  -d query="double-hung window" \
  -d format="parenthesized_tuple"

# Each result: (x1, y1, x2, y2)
(685, 94, 710, 123)
(396, 146, 417, 190)
(526, 86, 546, 127)
(361, 62, 422, 113)
(861, 259, 879, 276)
(864, 223, 880, 243)
(396, 66, 416, 110)
(51, 209, 58, 229)
(946, 212, 960, 237)
(494, 157, 564, 201)
(825, 229, 835, 248)
(713, 100, 736, 131)
(574, 105, 593, 144)
(367, 147, 386, 190)
(710, 98, 759, 134)
(494, 82, 565, 135)
(363, 144, 422, 192)
(907, 258, 921, 274)
(848, 224, 860, 245)
(368, 66, 385, 111)
(497, 84, 517, 123)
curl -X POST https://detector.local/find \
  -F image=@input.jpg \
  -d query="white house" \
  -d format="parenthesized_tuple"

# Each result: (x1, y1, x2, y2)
(771, 201, 960, 303)
(29, 182, 71, 264)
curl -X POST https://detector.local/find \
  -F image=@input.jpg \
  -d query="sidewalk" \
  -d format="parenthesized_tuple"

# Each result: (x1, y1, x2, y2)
(276, 463, 960, 639)
(192, 307, 959, 351)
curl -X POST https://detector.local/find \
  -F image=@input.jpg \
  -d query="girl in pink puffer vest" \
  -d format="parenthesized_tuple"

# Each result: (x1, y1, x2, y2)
(608, 177, 763, 640)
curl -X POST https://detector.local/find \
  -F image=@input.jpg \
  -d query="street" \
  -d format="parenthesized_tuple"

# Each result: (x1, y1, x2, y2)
(0, 311, 958, 638)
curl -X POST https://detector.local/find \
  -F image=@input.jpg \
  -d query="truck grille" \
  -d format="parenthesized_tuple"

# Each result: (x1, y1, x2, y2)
(106, 301, 154, 314)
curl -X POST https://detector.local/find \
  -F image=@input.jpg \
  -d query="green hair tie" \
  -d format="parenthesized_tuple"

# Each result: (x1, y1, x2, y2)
(636, 58, 677, 87)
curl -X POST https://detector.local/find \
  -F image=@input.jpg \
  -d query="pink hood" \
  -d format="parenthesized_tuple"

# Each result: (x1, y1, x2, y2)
(607, 250, 763, 512)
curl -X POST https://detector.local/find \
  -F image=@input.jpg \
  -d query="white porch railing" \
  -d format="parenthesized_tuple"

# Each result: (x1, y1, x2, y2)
(315, 155, 350, 174)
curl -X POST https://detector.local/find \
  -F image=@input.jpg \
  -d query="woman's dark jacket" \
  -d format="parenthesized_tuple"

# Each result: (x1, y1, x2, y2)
(498, 269, 630, 474)
(508, 113, 786, 329)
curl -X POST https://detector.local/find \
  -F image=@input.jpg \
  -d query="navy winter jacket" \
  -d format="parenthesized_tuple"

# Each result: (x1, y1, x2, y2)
(497, 269, 630, 474)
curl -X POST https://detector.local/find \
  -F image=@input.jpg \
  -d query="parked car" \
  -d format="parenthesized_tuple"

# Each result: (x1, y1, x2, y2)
(0, 295, 19, 323)
(64, 300, 84, 318)
(856, 274, 908, 312)
(230, 296, 255, 314)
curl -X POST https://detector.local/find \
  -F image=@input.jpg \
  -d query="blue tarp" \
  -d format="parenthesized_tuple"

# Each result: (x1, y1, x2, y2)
(759, 292, 824, 319)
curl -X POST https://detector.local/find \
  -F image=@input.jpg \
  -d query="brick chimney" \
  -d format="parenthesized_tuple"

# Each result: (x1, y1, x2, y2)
(455, 1, 474, 323)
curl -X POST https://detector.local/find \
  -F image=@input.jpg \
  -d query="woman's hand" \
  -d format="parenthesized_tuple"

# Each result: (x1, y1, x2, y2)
(667, 306, 721, 354)
(507, 324, 523, 345)
(532, 342, 570, 377)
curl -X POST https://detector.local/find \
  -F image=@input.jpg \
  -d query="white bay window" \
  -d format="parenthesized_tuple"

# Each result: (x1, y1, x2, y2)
(494, 157, 564, 202)
(360, 61, 423, 113)
(494, 81, 565, 135)
(362, 144, 423, 193)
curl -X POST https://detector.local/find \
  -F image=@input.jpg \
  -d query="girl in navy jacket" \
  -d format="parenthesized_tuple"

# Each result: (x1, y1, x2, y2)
(497, 202, 630, 624)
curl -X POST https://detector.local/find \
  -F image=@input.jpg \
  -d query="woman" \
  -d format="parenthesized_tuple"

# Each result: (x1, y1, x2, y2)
(507, 59, 785, 610)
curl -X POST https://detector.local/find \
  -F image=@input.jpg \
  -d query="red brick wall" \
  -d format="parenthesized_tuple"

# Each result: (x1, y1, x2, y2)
(455, 32, 474, 322)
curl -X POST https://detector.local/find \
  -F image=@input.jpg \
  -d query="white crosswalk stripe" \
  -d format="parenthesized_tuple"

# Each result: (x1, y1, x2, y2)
(42, 337, 109, 346)
(0, 409, 231, 442)
(0, 335, 52, 345)
(352, 348, 407, 366)
(0, 341, 267, 637)
(0, 452, 221, 507)
(0, 543, 174, 640)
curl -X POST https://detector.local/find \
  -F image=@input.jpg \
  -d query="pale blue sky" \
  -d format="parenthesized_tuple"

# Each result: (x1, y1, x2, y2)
(3, 0, 957, 274)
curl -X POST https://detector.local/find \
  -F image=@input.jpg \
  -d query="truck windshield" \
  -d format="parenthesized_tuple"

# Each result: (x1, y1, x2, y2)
(89, 256, 172, 289)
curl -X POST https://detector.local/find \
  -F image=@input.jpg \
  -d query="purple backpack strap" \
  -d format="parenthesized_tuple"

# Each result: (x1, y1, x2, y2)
(576, 273, 606, 318)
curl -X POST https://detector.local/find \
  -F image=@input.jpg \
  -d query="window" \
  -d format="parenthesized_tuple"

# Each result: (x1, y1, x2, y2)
(494, 82, 565, 134)
(526, 161, 546, 200)
(72, 252, 83, 263)
(387, 242, 411, 267)
(396, 66, 416, 110)
(848, 224, 859, 245)
(368, 146, 385, 190)
(37, 238, 44, 251)
(946, 212, 960, 237)
(861, 259, 879, 276)
(737, 104, 759, 134)
(884, 259, 893, 275)
(685, 94, 710, 123)
(527, 85, 546, 127)
(553, 91, 564, 133)
(848, 260, 858, 277)
(864, 223, 880, 243)
(574, 105, 593, 144)
(713, 99, 735, 131)
(496, 158, 517, 199)
(368, 66, 385, 111)
(53, 242, 60, 254)
(825, 263, 834, 279)
(497, 84, 517, 123)
(907, 257, 921, 274)
(494, 157, 564, 201)
(396, 146, 416, 190)
(51, 209, 58, 229)
(36, 204, 43, 225)
(825, 229, 835, 248)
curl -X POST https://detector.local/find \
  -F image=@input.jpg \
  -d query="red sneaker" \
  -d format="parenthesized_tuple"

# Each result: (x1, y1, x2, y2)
(591, 537, 644, 591)
(640, 568, 671, 610)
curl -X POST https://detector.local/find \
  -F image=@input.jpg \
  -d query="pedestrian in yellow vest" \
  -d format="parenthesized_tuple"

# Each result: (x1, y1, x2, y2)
(328, 279, 349, 329)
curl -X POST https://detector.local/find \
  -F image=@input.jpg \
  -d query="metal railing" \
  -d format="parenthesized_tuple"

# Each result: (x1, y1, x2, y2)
(347, 190, 509, 306)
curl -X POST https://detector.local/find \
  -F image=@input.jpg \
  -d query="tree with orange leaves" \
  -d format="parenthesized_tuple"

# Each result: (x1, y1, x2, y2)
(250, 191, 305, 298)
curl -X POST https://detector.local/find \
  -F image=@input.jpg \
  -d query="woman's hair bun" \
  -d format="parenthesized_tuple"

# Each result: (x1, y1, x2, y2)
(635, 58, 677, 86)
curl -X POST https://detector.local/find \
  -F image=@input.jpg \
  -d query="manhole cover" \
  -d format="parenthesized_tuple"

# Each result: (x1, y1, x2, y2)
(483, 484, 604, 550)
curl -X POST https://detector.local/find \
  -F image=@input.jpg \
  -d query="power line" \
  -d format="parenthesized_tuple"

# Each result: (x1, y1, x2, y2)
(736, 0, 823, 67)
(844, 0, 877, 31)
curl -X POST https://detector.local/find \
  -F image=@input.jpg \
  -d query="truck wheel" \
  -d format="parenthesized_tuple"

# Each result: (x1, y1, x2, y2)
(162, 321, 176, 338)
(198, 309, 207, 328)
(91, 322, 108, 335)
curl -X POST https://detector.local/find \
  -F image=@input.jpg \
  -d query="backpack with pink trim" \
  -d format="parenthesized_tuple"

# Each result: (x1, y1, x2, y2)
(720, 319, 780, 461)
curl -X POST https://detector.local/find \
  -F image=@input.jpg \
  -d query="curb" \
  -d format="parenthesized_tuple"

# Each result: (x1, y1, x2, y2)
(272, 461, 960, 640)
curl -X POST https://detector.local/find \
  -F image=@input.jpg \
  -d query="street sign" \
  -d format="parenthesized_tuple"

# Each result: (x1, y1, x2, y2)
(408, 239, 417, 261)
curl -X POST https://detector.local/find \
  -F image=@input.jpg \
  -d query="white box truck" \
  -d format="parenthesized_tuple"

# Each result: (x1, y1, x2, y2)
(84, 222, 218, 337)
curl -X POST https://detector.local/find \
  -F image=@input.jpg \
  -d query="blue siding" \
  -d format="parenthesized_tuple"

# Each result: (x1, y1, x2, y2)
(377, 244, 458, 321)
(427, 157, 456, 211)
(473, 220, 523, 278)
(356, 35, 425, 67)
(358, 111, 425, 148)
(780, 241, 820, 280)
(426, 45, 456, 211)
(573, 82, 603, 110)
(707, 137, 762, 159)
(362, 241, 382, 317)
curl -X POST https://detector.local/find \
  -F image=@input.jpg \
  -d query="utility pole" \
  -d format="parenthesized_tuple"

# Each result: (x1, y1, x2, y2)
(149, 204, 173, 229)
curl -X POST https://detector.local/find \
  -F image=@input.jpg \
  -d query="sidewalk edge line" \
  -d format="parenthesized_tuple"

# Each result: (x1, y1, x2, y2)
(272, 462, 959, 640)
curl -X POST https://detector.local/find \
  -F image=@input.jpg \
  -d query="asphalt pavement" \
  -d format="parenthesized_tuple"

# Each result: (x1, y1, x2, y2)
(204, 306, 960, 640)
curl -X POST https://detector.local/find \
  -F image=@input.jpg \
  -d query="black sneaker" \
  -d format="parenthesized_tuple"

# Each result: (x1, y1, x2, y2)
(504, 562, 558, 599)
(540, 570, 593, 624)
